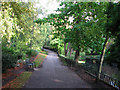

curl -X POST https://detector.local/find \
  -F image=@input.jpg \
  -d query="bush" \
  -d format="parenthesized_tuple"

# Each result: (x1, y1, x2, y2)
(2, 47, 18, 72)
(26, 49, 39, 57)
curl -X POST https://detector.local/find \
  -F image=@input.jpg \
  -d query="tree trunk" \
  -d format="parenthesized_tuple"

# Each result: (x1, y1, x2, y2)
(97, 3, 110, 79)
(64, 42, 67, 56)
(70, 48, 72, 56)
(74, 12, 80, 65)
(66, 42, 71, 56)
(74, 48, 80, 65)
(98, 36, 108, 79)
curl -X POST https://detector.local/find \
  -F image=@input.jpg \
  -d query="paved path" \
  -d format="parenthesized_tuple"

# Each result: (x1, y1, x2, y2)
(24, 49, 92, 88)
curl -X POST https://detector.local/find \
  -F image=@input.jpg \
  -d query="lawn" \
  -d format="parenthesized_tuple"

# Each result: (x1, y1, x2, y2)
(40, 50, 48, 55)
(34, 52, 47, 67)
(2, 71, 32, 88)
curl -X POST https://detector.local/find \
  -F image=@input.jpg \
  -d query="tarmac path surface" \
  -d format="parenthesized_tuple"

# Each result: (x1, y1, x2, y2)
(24, 49, 92, 88)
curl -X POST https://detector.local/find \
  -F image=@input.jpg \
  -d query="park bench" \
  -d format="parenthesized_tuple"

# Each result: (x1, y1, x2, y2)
(25, 58, 36, 71)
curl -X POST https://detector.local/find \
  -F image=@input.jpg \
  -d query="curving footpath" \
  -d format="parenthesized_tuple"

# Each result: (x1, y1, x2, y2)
(24, 49, 92, 88)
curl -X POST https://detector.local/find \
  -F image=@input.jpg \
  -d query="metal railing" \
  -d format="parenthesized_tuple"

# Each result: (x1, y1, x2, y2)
(59, 54, 120, 89)
(100, 73, 120, 89)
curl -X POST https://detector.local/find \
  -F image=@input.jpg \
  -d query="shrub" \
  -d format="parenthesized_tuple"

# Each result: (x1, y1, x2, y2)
(26, 49, 39, 57)
(2, 47, 18, 72)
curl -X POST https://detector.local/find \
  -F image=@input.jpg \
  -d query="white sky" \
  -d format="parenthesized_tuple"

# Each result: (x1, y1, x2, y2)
(34, 0, 61, 19)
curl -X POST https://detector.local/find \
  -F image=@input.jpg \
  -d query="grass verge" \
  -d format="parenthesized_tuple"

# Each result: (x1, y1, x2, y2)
(2, 71, 32, 88)
(34, 52, 47, 67)
(34, 51, 47, 67)
(40, 50, 48, 55)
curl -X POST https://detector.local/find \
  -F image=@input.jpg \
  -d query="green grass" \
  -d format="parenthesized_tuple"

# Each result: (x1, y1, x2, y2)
(34, 53, 47, 67)
(2, 72, 32, 88)
(40, 50, 48, 55)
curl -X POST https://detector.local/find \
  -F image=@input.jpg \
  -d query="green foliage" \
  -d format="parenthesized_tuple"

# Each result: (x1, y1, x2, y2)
(2, 47, 18, 72)
(1, 2, 51, 71)
(32, 2, 120, 71)
(106, 2, 120, 37)
(35, 2, 108, 55)
(26, 49, 39, 57)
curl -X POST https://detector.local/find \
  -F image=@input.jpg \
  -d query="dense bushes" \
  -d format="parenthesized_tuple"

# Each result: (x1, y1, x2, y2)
(2, 46, 39, 72)
(1, 2, 51, 73)
(2, 47, 18, 72)
(26, 49, 39, 57)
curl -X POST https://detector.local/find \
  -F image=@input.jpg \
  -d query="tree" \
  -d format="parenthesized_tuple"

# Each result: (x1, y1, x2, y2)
(98, 2, 120, 79)
(105, 2, 120, 69)
(1, 2, 51, 72)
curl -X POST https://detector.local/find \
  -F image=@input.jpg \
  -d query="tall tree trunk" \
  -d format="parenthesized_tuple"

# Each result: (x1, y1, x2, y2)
(74, 46, 80, 65)
(74, 10, 80, 65)
(97, 2, 111, 80)
(64, 42, 67, 56)
(66, 42, 71, 56)
(70, 48, 72, 56)
(98, 36, 108, 79)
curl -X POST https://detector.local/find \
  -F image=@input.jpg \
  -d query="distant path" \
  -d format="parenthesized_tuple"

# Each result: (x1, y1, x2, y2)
(24, 49, 92, 88)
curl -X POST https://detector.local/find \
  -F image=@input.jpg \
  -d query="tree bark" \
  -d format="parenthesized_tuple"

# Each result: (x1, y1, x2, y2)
(74, 47, 80, 65)
(70, 48, 72, 56)
(97, 2, 111, 80)
(74, 10, 80, 66)
(98, 36, 108, 79)
(64, 42, 67, 56)
(66, 42, 71, 56)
